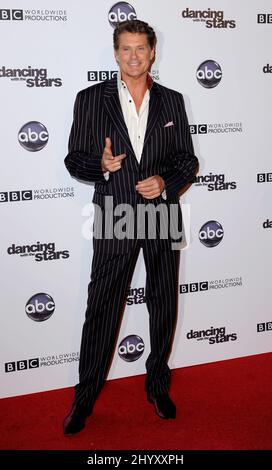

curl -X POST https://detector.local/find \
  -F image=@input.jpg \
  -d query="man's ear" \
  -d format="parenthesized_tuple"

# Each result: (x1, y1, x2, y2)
(114, 49, 119, 63)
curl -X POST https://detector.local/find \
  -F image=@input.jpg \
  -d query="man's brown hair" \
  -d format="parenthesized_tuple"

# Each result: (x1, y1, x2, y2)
(113, 19, 157, 50)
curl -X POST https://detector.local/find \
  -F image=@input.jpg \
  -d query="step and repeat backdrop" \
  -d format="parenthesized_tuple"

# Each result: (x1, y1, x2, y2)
(1, 0, 271, 398)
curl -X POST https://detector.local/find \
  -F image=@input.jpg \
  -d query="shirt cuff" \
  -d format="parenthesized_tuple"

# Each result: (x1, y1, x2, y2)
(161, 189, 167, 200)
(103, 171, 110, 181)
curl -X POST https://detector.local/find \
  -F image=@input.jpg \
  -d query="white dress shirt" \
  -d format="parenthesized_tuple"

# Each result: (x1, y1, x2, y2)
(118, 71, 150, 163)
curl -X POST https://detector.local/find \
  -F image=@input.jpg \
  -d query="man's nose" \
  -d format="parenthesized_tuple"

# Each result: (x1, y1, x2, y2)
(130, 49, 138, 58)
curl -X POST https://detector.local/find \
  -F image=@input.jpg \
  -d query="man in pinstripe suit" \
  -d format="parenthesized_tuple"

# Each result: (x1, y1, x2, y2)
(63, 19, 198, 435)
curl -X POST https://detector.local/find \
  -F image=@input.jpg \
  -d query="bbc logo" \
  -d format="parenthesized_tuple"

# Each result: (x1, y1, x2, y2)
(257, 14, 272, 24)
(5, 358, 39, 373)
(180, 282, 208, 294)
(257, 322, 272, 332)
(257, 173, 272, 183)
(0, 9, 23, 20)
(0, 190, 32, 202)
(87, 71, 118, 82)
(190, 124, 207, 135)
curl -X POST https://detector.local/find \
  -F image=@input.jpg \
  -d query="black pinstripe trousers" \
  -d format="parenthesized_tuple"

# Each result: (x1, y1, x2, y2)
(74, 241, 180, 413)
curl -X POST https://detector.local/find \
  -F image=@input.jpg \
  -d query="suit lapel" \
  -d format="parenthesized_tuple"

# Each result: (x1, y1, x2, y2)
(104, 78, 135, 157)
(143, 82, 162, 149)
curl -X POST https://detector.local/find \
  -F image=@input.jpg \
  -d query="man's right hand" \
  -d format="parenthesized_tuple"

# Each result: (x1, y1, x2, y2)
(101, 137, 126, 173)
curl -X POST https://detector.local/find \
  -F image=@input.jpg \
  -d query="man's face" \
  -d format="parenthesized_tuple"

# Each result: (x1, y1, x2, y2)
(114, 32, 155, 80)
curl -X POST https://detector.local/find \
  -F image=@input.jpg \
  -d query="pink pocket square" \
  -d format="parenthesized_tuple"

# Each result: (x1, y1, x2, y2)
(164, 121, 174, 127)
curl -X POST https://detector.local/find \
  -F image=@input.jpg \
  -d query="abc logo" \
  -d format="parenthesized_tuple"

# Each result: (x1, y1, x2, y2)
(18, 121, 49, 152)
(199, 220, 224, 247)
(108, 2, 137, 28)
(118, 335, 144, 362)
(25, 293, 55, 322)
(196, 60, 222, 88)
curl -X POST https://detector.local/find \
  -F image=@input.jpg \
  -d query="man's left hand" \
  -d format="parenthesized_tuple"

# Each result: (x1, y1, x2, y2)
(136, 176, 165, 199)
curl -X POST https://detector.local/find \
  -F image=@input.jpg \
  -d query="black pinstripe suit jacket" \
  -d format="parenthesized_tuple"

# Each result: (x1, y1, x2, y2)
(65, 77, 198, 252)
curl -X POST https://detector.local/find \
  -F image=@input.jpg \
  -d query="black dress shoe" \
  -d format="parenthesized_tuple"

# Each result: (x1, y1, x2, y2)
(63, 404, 90, 436)
(147, 393, 176, 419)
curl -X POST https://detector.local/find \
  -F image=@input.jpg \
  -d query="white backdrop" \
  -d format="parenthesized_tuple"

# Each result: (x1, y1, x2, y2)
(1, 0, 271, 398)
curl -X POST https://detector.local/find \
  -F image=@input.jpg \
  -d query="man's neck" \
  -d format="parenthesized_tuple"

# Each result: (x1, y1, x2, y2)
(120, 72, 149, 98)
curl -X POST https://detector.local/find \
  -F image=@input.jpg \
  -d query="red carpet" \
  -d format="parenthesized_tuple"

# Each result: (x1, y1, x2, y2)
(0, 353, 271, 450)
